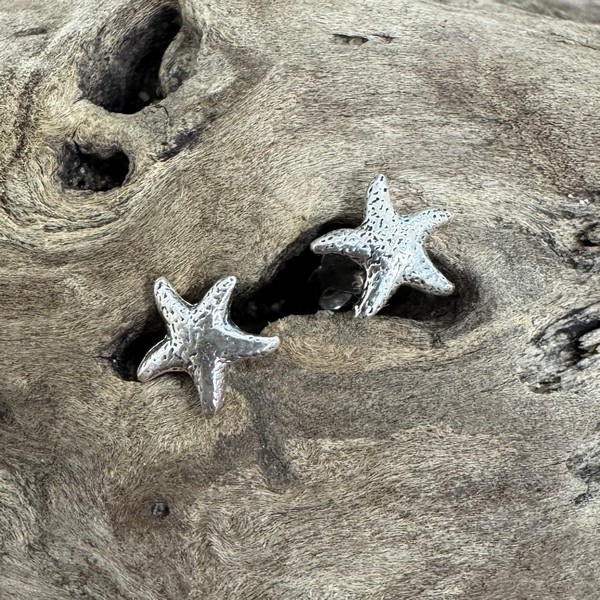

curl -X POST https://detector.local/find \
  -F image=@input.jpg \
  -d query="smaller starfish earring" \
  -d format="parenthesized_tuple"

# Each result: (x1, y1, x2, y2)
(311, 174, 455, 317)
(137, 276, 280, 414)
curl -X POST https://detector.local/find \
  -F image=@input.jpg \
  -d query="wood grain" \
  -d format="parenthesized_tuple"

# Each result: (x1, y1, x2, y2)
(0, 0, 599, 597)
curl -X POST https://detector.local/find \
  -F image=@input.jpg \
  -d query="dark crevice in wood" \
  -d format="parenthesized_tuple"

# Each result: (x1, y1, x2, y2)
(579, 223, 600, 248)
(14, 27, 48, 38)
(379, 258, 474, 323)
(231, 219, 360, 333)
(103, 315, 165, 382)
(150, 502, 170, 518)
(59, 141, 130, 191)
(159, 126, 203, 160)
(567, 429, 600, 505)
(79, 4, 183, 114)
(574, 491, 593, 505)
(159, 110, 219, 160)
(568, 448, 600, 485)
(521, 303, 600, 393)
(107, 220, 469, 381)
(333, 33, 394, 46)
(334, 33, 369, 46)
(232, 220, 468, 333)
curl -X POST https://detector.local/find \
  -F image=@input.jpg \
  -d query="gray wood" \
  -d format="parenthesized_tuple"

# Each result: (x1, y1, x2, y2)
(1, 0, 599, 598)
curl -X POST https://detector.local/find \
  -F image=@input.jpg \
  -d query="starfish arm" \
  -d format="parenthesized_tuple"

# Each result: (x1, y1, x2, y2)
(137, 338, 185, 382)
(220, 327, 280, 361)
(364, 174, 396, 222)
(192, 357, 227, 414)
(154, 278, 193, 337)
(354, 262, 401, 318)
(194, 276, 237, 326)
(311, 229, 371, 265)
(408, 208, 452, 242)
(403, 247, 455, 296)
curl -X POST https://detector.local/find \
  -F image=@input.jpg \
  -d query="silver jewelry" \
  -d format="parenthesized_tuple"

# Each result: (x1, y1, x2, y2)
(137, 276, 280, 414)
(311, 174, 454, 317)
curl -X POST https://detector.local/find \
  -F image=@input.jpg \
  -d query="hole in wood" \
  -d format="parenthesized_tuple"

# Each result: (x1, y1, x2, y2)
(104, 315, 165, 382)
(106, 221, 469, 381)
(520, 303, 600, 393)
(151, 501, 170, 518)
(333, 33, 369, 46)
(79, 3, 183, 114)
(59, 141, 130, 191)
(379, 258, 471, 323)
(579, 222, 600, 248)
(232, 220, 360, 333)
(232, 220, 467, 332)
(15, 26, 48, 38)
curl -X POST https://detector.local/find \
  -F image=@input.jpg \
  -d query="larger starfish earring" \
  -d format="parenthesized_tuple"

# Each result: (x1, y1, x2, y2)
(311, 174, 455, 317)
(137, 276, 280, 414)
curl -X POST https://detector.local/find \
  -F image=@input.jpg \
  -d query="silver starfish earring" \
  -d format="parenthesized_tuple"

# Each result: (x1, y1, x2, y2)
(137, 276, 280, 414)
(311, 174, 455, 317)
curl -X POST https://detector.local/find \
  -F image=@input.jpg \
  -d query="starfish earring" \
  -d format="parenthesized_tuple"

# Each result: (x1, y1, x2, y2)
(311, 174, 455, 317)
(137, 276, 280, 414)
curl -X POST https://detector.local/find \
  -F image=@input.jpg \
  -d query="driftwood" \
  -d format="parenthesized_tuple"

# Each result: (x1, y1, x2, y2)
(1, 0, 600, 597)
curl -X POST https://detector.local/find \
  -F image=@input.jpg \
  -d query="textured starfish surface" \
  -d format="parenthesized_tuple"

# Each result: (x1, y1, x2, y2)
(311, 174, 454, 317)
(137, 276, 280, 413)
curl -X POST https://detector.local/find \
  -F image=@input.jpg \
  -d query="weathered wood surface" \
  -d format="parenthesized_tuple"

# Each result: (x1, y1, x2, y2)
(1, 0, 600, 598)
